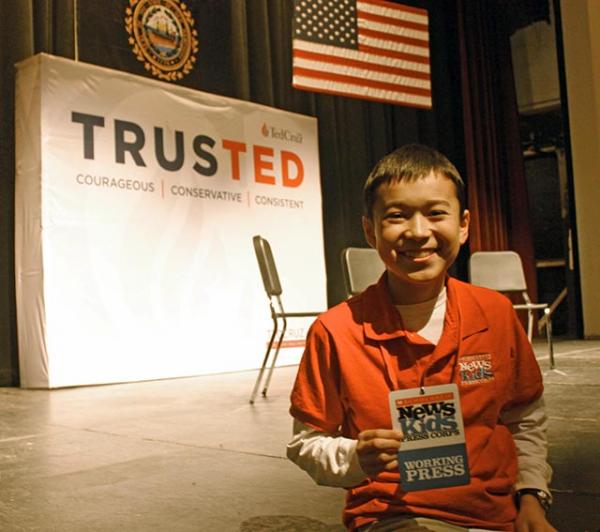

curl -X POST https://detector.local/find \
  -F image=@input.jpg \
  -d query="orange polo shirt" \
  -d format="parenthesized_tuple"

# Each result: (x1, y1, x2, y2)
(290, 275, 543, 531)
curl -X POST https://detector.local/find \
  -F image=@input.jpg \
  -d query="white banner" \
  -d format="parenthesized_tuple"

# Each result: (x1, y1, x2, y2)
(15, 54, 326, 388)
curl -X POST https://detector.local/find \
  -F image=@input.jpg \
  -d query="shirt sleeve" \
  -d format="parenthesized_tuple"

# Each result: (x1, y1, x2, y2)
(286, 418, 368, 488)
(289, 319, 345, 434)
(500, 397, 553, 498)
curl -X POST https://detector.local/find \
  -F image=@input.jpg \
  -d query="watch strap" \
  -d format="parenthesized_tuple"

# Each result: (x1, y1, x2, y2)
(515, 488, 552, 512)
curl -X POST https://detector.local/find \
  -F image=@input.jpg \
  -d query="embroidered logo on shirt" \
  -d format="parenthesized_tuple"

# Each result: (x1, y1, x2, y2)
(458, 353, 494, 385)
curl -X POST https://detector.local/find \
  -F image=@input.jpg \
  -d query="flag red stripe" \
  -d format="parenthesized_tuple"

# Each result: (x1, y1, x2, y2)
(358, 43, 430, 64)
(359, 0, 429, 18)
(293, 49, 431, 80)
(360, 27, 429, 48)
(292, 81, 432, 109)
(293, 67, 432, 97)
(357, 9, 429, 33)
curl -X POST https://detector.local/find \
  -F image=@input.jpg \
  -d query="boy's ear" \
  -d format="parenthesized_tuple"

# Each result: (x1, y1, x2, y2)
(362, 216, 377, 248)
(459, 209, 470, 244)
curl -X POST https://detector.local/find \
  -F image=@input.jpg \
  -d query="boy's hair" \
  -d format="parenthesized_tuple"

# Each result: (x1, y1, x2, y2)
(363, 144, 466, 218)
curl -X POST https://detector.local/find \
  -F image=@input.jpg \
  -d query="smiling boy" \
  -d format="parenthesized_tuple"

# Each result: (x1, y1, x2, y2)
(287, 145, 555, 531)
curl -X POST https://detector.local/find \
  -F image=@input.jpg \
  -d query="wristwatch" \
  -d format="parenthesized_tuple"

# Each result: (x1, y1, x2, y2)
(515, 488, 552, 512)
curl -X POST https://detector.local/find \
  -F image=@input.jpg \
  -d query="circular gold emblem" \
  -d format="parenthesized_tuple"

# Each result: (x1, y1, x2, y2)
(125, 0, 198, 81)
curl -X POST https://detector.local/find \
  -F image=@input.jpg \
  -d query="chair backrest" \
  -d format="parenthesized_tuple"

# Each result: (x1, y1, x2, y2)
(469, 251, 528, 293)
(341, 247, 385, 296)
(253, 235, 282, 297)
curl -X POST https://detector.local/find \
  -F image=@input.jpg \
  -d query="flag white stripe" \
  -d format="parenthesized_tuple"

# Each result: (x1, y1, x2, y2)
(357, 1, 429, 26)
(293, 75, 432, 107)
(358, 18, 429, 42)
(359, 35, 429, 57)
(294, 57, 431, 89)
(294, 39, 430, 74)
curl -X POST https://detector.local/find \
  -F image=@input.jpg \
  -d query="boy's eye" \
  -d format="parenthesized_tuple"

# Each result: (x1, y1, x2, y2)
(386, 211, 407, 220)
(429, 209, 448, 217)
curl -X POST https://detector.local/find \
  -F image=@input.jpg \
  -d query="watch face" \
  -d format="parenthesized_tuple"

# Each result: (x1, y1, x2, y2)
(538, 491, 552, 511)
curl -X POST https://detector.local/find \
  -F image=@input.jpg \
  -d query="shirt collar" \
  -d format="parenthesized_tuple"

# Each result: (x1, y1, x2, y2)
(360, 274, 489, 342)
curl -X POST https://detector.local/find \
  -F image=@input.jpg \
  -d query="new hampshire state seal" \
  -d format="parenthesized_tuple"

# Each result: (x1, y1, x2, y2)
(125, 0, 198, 81)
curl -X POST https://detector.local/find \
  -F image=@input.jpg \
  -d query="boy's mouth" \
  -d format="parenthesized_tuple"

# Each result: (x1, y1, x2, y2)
(401, 249, 437, 261)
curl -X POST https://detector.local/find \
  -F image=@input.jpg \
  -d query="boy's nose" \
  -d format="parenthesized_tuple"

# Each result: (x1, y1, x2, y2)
(404, 214, 431, 239)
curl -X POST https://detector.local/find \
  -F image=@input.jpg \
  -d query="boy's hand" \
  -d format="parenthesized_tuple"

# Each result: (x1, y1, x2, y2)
(515, 494, 557, 532)
(356, 429, 403, 477)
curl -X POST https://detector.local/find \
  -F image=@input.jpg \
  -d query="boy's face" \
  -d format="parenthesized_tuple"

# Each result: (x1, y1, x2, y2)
(363, 171, 469, 305)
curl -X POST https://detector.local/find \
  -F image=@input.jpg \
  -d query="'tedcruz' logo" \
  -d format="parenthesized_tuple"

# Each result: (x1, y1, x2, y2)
(261, 123, 303, 144)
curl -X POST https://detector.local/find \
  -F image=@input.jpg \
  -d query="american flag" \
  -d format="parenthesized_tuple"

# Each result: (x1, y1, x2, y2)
(292, 0, 431, 109)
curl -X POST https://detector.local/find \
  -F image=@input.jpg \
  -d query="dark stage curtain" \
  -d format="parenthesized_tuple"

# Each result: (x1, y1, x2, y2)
(0, 1, 29, 386)
(457, 0, 538, 298)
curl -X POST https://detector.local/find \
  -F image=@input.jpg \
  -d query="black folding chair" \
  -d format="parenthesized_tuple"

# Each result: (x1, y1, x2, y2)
(250, 235, 322, 404)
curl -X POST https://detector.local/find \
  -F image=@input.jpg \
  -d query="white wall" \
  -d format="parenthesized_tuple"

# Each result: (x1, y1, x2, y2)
(560, 0, 600, 337)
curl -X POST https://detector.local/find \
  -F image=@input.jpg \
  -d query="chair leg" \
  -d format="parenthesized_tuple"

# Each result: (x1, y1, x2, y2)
(262, 316, 287, 398)
(249, 316, 278, 404)
(544, 307, 555, 370)
(527, 310, 534, 342)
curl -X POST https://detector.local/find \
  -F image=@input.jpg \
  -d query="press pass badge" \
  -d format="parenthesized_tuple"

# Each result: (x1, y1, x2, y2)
(389, 383, 470, 491)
